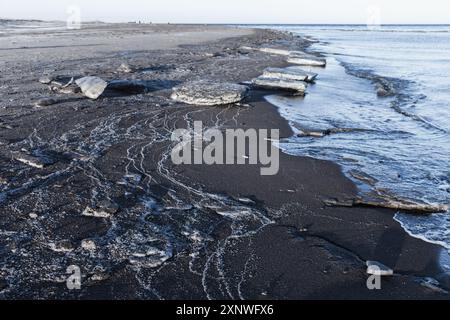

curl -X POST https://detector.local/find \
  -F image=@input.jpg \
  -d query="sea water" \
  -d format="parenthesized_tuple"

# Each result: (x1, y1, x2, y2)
(262, 25, 450, 250)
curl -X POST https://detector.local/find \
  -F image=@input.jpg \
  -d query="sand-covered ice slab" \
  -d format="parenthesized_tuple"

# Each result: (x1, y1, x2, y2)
(287, 53, 327, 67)
(263, 67, 318, 83)
(251, 76, 307, 94)
(259, 47, 305, 56)
(171, 80, 249, 106)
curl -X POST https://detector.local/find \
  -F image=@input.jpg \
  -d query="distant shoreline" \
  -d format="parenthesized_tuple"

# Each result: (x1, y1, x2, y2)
(2, 18, 450, 26)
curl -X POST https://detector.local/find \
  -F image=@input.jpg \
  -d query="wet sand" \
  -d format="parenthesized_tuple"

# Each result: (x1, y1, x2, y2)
(0, 23, 449, 299)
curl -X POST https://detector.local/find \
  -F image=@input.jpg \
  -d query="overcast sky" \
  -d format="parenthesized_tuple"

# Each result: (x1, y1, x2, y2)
(1, 0, 450, 24)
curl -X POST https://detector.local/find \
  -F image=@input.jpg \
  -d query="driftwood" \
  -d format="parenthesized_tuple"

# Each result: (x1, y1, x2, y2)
(298, 127, 376, 138)
(324, 195, 449, 214)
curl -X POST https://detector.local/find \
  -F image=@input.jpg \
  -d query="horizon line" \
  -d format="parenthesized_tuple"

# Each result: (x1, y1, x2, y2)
(2, 18, 450, 26)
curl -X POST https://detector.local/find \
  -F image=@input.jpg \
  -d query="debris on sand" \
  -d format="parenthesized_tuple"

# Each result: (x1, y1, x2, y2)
(129, 249, 172, 268)
(34, 98, 59, 107)
(48, 240, 75, 253)
(75, 76, 108, 99)
(251, 76, 307, 95)
(39, 76, 80, 94)
(237, 47, 252, 55)
(12, 151, 56, 169)
(81, 239, 97, 252)
(110, 230, 173, 268)
(366, 261, 394, 276)
(90, 266, 110, 282)
(82, 207, 111, 218)
(82, 200, 119, 218)
(60, 77, 74, 88)
(57, 86, 81, 94)
(287, 53, 327, 67)
(117, 63, 135, 73)
(39, 76, 53, 84)
(171, 80, 249, 106)
(39, 75, 73, 87)
(0, 120, 13, 130)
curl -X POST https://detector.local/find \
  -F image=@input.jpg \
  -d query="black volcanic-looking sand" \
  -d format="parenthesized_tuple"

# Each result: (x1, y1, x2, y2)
(0, 23, 449, 299)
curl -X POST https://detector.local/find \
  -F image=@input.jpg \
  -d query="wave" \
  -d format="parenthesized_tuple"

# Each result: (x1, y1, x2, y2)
(339, 61, 448, 133)
(286, 27, 450, 34)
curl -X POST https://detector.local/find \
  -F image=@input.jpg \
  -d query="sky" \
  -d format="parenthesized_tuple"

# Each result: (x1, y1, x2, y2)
(1, 0, 450, 24)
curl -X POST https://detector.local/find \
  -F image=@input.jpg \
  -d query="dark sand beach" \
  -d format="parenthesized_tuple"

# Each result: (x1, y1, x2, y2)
(0, 22, 449, 299)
